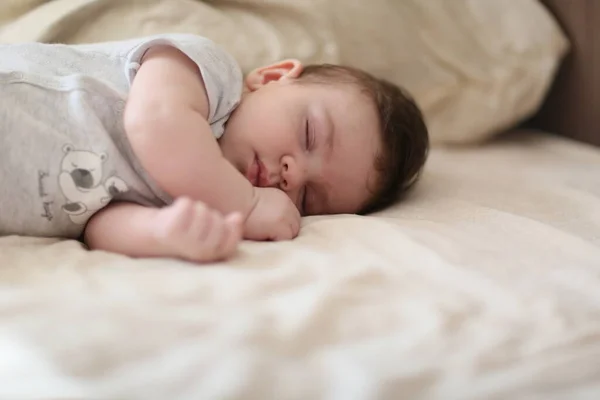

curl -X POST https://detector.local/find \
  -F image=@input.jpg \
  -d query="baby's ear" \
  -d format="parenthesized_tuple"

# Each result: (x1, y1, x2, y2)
(245, 59, 303, 91)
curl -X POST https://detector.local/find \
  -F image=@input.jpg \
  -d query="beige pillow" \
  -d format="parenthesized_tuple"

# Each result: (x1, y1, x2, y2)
(0, 0, 568, 144)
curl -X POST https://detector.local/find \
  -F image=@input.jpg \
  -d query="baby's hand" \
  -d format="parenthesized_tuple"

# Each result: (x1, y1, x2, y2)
(153, 197, 242, 263)
(244, 187, 301, 241)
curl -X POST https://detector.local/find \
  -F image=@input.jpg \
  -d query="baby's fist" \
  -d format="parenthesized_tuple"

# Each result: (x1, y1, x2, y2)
(244, 187, 300, 241)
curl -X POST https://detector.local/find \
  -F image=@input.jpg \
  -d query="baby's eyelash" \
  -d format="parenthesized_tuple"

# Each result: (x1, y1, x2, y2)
(305, 119, 311, 149)
(301, 185, 307, 215)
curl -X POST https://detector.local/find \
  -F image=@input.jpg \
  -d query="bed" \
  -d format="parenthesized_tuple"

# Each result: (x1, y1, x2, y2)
(1, 1, 599, 399)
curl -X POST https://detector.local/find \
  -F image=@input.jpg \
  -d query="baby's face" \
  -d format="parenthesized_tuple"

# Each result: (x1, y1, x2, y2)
(219, 63, 381, 216)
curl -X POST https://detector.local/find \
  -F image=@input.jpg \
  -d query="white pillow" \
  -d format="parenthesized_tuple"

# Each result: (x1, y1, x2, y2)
(0, 0, 569, 144)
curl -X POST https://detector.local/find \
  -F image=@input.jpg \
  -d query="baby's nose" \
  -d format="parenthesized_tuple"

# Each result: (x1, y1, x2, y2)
(280, 163, 292, 191)
(279, 158, 303, 192)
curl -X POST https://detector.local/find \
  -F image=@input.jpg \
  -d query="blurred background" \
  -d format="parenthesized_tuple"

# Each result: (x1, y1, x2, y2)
(1, 0, 588, 147)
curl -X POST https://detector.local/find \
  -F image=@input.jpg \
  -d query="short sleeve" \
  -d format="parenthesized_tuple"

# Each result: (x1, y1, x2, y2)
(124, 34, 243, 139)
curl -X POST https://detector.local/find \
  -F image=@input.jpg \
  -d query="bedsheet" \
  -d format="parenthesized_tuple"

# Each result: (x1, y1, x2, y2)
(1, 130, 599, 399)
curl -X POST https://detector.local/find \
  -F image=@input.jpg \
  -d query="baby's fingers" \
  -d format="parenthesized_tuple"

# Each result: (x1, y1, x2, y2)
(220, 213, 243, 257)
(188, 201, 213, 241)
(154, 197, 194, 239)
(200, 209, 225, 255)
(279, 213, 301, 241)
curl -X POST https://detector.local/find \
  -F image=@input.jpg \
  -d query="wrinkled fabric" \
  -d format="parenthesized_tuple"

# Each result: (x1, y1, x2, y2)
(1, 130, 600, 399)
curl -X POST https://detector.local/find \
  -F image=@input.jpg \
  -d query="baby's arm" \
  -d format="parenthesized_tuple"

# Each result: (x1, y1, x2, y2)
(124, 45, 300, 241)
(124, 45, 258, 221)
(84, 198, 242, 263)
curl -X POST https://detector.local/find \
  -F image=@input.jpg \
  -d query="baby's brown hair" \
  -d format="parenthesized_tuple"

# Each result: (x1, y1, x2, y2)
(297, 64, 429, 214)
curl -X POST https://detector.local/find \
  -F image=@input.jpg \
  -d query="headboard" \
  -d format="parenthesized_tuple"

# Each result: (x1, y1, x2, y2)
(529, 0, 599, 147)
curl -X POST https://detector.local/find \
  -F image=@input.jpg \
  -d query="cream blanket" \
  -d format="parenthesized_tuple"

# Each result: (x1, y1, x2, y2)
(1, 130, 600, 399)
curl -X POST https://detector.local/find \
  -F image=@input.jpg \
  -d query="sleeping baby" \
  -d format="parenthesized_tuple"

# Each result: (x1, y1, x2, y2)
(0, 34, 429, 262)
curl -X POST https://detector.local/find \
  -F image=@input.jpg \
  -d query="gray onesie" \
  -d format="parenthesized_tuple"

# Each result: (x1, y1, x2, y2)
(0, 34, 243, 239)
